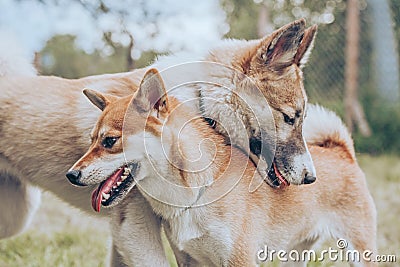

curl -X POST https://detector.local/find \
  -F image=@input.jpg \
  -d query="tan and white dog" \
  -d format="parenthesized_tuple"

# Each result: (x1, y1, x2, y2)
(69, 69, 377, 266)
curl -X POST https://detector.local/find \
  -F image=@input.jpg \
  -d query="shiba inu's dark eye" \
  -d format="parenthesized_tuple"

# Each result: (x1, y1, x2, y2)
(283, 113, 295, 126)
(102, 137, 119, 149)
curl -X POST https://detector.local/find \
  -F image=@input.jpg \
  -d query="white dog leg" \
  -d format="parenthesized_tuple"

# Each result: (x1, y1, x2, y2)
(0, 168, 41, 239)
(110, 189, 169, 267)
(108, 241, 130, 267)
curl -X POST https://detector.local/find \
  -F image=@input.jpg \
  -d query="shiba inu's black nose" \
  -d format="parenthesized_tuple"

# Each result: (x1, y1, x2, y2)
(66, 170, 84, 186)
(303, 175, 316, 184)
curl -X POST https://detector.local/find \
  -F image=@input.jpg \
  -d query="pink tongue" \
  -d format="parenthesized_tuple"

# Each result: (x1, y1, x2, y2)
(273, 164, 289, 188)
(91, 168, 124, 212)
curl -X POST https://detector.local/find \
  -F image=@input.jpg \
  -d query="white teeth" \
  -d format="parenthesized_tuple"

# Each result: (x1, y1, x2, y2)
(121, 175, 127, 181)
(102, 192, 110, 200)
(124, 167, 130, 175)
(112, 186, 117, 189)
(117, 181, 122, 186)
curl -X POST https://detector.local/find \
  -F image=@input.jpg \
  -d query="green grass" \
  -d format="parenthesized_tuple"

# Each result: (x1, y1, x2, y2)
(0, 155, 398, 266)
(358, 154, 400, 264)
(0, 193, 109, 267)
(0, 231, 107, 267)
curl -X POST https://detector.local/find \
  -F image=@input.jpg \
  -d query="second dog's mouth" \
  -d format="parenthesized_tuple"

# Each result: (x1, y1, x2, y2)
(267, 160, 290, 188)
(91, 163, 138, 212)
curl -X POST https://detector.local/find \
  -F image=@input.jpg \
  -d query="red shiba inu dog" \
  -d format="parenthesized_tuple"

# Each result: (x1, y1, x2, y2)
(68, 69, 376, 266)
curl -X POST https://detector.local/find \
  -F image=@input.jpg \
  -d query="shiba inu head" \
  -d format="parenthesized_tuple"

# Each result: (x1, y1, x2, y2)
(66, 89, 139, 212)
(202, 19, 318, 188)
(66, 69, 184, 211)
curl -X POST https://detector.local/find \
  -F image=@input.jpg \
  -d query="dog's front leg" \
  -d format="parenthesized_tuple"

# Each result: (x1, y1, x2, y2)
(109, 242, 129, 267)
(110, 189, 169, 267)
(0, 162, 41, 239)
(166, 233, 200, 267)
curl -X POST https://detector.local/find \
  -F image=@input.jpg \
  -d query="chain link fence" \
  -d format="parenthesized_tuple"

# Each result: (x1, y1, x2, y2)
(306, 1, 399, 154)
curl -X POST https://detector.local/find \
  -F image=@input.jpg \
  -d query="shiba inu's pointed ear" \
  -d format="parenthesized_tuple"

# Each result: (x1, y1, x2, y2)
(294, 24, 318, 68)
(258, 19, 306, 71)
(83, 88, 117, 111)
(135, 68, 168, 112)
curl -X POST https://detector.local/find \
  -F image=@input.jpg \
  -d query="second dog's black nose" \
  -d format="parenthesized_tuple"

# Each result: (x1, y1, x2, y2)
(66, 170, 83, 186)
(303, 175, 316, 185)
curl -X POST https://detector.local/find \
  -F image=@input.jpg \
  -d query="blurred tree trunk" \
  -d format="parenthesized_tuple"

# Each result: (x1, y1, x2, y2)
(344, 0, 371, 136)
(368, 0, 400, 102)
(33, 52, 41, 74)
(104, 31, 135, 71)
(127, 33, 135, 70)
(257, 3, 273, 38)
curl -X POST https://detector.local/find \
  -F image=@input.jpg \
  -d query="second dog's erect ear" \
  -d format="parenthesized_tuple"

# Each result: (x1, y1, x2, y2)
(134, 68, 168, 113)
(294, 24, 318, 68)
(83, 89, 118, 111)
(258, 19, 306, 71)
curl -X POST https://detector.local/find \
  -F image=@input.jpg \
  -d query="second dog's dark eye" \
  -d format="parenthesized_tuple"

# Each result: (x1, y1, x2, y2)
(283, 113, 295, 126)
(102, 137, 119, 148)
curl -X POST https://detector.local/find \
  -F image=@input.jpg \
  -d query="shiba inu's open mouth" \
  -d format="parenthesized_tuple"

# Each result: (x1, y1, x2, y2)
(91, 163, 138, 212)
(267, 160, 290, 188)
